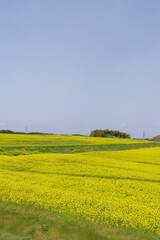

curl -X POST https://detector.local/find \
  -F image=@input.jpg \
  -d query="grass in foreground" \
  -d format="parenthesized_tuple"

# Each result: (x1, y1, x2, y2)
(0, 201, 159, 240)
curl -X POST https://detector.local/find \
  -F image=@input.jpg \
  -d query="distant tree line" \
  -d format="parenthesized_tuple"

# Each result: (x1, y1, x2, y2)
(0, 130, 45, 135)
(90, 129, 130, 139)
(0, 130, 21, 134)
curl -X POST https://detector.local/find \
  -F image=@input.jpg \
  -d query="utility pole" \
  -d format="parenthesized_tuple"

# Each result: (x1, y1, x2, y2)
(25, 126, 28, 134)
(143, 130, 145, 140)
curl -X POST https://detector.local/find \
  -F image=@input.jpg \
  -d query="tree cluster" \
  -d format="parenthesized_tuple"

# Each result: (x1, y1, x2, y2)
(90, 129, 130, 139)
(152, 135, 160, 142)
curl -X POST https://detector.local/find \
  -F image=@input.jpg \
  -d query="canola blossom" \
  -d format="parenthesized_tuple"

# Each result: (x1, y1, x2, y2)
(0, 138, 160, 235)
(0, 133, 151, 147)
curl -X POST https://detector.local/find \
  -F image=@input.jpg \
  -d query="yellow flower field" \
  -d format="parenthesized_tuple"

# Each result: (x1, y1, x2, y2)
(0, 136, 160, 235)
(0, 133, 150, 147)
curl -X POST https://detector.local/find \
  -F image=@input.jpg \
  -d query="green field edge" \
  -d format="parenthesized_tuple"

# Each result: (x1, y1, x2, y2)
(0, 142, 159, 156)
(0, 201, 159, 240)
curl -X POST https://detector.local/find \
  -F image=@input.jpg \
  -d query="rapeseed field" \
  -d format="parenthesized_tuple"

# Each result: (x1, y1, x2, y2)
(0, 134, 160, 237)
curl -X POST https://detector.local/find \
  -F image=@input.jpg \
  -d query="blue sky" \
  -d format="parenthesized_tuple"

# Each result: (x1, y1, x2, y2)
(0, 0, 160, 138)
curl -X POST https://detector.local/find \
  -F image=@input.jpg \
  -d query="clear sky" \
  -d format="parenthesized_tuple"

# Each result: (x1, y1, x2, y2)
(0, 0, 160, 138)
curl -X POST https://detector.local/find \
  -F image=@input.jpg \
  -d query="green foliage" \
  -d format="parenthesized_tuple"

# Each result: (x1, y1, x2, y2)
(90, 129, 130, 139)
(41, 225, 49, 232)
(152, 135, 160, 142)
